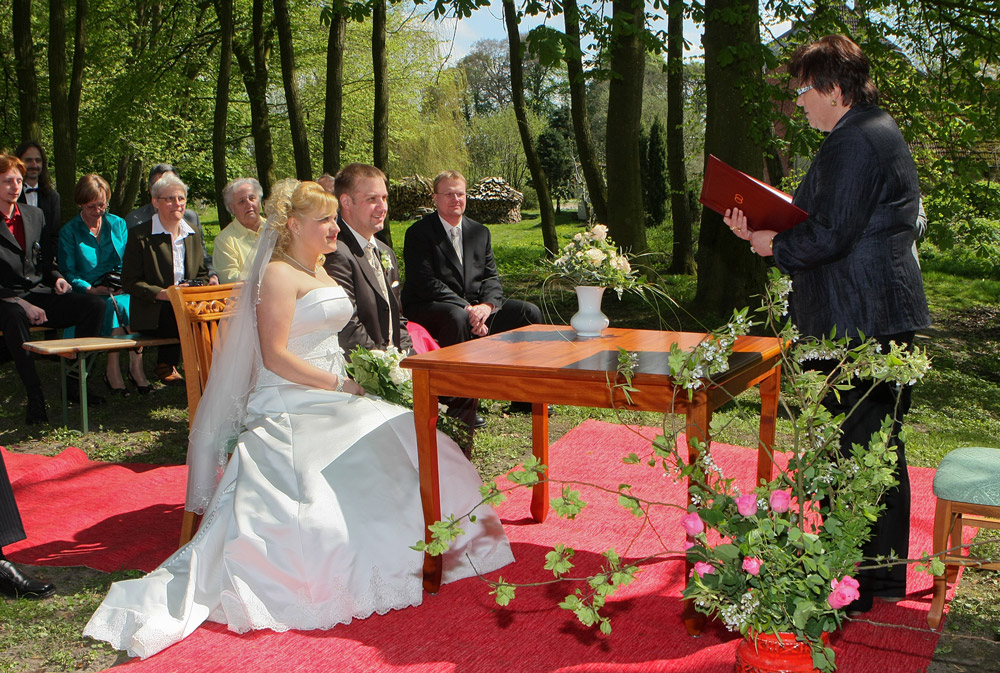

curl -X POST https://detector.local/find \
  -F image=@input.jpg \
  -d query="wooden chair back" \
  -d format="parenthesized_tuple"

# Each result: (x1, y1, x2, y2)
(166, 283, 241, 430)
(166, 282, 241, 547)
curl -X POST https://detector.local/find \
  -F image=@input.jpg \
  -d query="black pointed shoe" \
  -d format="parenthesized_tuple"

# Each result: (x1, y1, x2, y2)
(0, 560, 56, 599)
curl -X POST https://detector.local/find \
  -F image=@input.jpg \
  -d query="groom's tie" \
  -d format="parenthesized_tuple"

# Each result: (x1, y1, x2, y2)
(450, 227, 463, 266)
(366, 243, 393, 347)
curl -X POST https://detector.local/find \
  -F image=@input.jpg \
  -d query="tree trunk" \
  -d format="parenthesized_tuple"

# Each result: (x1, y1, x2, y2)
(233, 0, 276, 195)
(12, 0, 41, 143)
(503, 0, 558, 256)
(372, 0, 391, 247)
(49, 0, 84, 222)
(68, 0, 87, 150)
(605, 0, 647, 254)
(110, 154, 142, 217)
(214, 0, 234, 227)
(666, 0, 696, 275)
(323, 10, 346, 175)
(694, 0, 767, 314)
(562, 0, 607, 224)
(274, 0, 312, 181)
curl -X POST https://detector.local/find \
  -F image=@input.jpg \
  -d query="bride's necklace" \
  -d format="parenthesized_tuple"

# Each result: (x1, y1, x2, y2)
(283, 253, 317, 277)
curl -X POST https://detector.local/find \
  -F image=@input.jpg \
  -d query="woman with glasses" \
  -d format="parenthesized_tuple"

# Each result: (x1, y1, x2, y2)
(59, 174, 152, 394)
(122, 173, 213, 385)
(725, 34, 930, 615)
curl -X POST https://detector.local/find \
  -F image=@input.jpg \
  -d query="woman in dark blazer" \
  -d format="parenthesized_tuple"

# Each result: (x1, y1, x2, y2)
(122, 173, 212, 384)
(726, 34, 930, 614)
(59, 174, 152, 394)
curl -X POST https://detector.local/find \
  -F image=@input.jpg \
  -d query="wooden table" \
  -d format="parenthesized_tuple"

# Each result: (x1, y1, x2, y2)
(402, 324, 782, 633)
(23, 335, 179, 433)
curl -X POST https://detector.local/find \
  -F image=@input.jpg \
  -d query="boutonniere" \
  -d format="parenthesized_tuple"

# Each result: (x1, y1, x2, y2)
(379, 249, 394, 272)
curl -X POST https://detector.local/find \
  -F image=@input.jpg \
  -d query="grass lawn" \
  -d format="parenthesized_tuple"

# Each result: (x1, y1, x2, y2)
(1, 210, 999, 671)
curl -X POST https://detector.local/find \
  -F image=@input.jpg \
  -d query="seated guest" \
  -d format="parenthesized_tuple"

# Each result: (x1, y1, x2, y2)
(323, 163, 412, 357)
(15, 141, 60, 233)
(213, 178, 263, 283)
(126, 163, 216, 281)
(1, 451, 55, 599)
(402, 169, 542, 417)
(0, 154, 106, 423)
(59, 174, 152, 395)
(122, 173, 211, 385)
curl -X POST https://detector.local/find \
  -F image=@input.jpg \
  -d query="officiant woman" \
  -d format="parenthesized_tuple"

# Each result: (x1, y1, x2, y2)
(724, 34, 930, 614)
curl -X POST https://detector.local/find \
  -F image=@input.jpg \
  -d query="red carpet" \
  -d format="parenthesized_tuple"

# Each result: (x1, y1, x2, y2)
(4, 421, 950, 672)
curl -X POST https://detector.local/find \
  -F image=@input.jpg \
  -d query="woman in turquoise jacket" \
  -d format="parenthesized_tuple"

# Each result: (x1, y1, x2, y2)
(59, 174, 151, 395)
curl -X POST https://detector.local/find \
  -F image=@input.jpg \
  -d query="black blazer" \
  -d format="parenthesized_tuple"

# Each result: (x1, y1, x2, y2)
(324, 218, 412, 356)
(0, 204, 61, 299)
(400, 212, 504, 311)
(18, 187, 61, 233)
(122, 221, 210, 332)
(773, 105, 930, 339)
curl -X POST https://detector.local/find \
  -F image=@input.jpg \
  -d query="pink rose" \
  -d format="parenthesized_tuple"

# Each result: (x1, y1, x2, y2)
(683, 540, 695, 551)
(769, 490, 791, 513)
(742, 557, 763, 576)
(693, 561, 715, 576)
(682, 512, 705, 536)
(735, 494, 758, 517)
(827, 575, 861, 609)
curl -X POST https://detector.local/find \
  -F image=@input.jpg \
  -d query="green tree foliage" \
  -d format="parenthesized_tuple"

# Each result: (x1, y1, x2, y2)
(643, 116, 668, 228)
(537, 127, 574, 211)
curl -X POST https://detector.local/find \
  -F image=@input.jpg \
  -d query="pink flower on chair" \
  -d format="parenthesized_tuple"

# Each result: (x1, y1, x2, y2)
(769, 489, 791, 513)
(693, 562, 715, 576)
(682, 512, 705, 536)
(742, 557, 763, 576)
(827, 575, 861, 609)
(735, 494, 758, 517)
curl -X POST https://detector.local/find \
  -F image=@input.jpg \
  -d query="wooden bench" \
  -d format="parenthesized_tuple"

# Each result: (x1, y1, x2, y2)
(22, 334, 180, 433)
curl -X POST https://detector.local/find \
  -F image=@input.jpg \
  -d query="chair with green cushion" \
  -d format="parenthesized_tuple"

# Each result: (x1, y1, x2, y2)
(927, 446, 1000, 628)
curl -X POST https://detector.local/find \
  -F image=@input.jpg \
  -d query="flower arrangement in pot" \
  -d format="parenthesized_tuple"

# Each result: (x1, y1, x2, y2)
(548, 224, 640, 336)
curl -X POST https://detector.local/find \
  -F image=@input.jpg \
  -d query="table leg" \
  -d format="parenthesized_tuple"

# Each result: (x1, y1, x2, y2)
(683, 390, 710, 637)
(529, 402, 550, 523)
(756, 365, 780, 484)
(78, 354, 90, 434)
(413, 370, 443, 594)
(59, 358, 68, 427)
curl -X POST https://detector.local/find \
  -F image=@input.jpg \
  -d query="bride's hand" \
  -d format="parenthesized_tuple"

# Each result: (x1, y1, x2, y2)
(340, 377, 367, 396)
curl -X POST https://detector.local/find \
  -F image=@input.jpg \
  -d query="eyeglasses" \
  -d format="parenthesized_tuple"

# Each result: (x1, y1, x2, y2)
(795, 84, 814, 97)
(82, 201, 108, 212)
(156, 196, 187, 205)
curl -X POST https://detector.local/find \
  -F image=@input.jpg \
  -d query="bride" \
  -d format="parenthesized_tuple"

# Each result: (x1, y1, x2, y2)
(84, 179, 513, 658)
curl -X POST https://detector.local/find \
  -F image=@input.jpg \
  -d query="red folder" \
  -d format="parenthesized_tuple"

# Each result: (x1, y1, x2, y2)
(699, 154, 808, 232)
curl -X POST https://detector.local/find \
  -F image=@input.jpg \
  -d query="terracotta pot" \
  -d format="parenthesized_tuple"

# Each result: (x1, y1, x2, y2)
(735, 631, 831, 673)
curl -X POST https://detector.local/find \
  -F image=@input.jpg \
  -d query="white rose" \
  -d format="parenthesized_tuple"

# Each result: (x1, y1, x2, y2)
(591, 224, 608, 241)
(586, 248, 606, 266)
(573, 233, 584, 242)
(389, 367, 410, 385)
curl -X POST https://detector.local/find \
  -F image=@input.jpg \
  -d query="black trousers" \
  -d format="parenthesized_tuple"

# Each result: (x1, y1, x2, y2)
(405, 298, 543, 425)
(139, 302, 181, 366)
(0, 450, 26, 549)
(0, 291, 105, 401)
(810, 331, 915, 610)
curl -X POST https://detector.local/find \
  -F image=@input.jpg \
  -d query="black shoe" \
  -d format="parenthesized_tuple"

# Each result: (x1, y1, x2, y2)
(103, 374, 130, 397)
(67, 386, 106, 406)
(25, 394, 48, 425)
(0, 560, 56, 599)
(507, 401, 552, 416)
(127, 370, 152, 395)
(474, 414, 487, 428)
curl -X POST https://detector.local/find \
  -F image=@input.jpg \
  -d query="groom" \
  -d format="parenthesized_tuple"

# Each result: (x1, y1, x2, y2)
(323, 163, 412, 357)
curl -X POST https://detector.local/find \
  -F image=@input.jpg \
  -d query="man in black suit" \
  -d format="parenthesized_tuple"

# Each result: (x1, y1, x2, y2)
(0, 154, 105, 423)
(15, 141, 61, 232)
(0, 453, 55, 599)
(402, 170, 542, 418)
(323, 163, 412, 357)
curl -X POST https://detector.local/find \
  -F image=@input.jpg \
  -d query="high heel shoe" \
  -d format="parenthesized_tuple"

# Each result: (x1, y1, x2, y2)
(103, 374, 130, 397)
(128, 370, 153, 395)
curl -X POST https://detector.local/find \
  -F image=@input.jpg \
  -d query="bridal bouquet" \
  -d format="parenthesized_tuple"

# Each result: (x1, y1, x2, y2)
(551, 223, 638, 297)
(346, 345, 412, 406)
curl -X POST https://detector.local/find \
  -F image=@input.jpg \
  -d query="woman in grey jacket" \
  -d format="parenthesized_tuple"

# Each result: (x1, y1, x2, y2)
(726, 34, 930, 614)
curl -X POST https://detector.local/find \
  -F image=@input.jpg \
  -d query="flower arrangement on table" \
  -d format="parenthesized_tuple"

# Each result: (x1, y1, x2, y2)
(419, 270, 937, 672)
(550, 223, 639, 297)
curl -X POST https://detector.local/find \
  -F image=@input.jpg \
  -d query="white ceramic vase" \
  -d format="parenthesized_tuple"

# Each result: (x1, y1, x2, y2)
(571, 285, 609, 337)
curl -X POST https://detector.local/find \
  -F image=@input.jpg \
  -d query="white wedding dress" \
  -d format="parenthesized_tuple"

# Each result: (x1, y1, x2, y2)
(84, 286, 513, 658)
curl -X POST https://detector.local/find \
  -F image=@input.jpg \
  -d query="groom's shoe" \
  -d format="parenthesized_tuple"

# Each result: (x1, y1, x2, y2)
(0, 560, 56, 599)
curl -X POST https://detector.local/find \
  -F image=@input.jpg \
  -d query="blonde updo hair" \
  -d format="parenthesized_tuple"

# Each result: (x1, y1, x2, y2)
(264, 178, 339, 260)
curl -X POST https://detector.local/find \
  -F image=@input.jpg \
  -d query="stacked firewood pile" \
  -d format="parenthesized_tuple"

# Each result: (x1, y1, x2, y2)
(466, 177, 523, 224)
(387, 175, 434, 221)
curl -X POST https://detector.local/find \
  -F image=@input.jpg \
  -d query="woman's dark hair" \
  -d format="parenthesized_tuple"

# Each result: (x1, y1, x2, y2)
(789, 34, 879, 107)
(14, 140, 54, 192)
